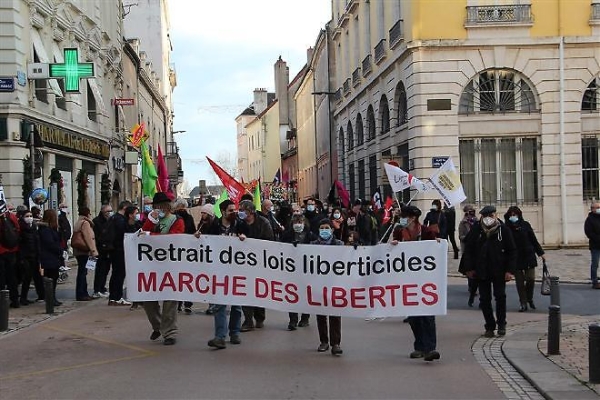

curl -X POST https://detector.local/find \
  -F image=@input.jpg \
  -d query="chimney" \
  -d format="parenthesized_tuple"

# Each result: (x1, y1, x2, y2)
(253, 88, 268, 114)
(307, 47, 314, 64)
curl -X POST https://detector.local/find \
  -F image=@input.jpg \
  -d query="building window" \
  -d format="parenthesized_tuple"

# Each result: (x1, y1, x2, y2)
(582, 78, 599, 111)
(348, 162, 355, 201)
(356, 113, 364, 145)
(459, 69, 538, 115)
(583, 136, 599, 200)
(379, 95, 390, 134)
(459, 137, 539, 205)
(339, 127, 345, 153)
(367, 105, 375, 141)
(369, 155, 378, 196)
(33, 49, 48, 104)
(395, 82, 408, 126)
(347, 121, 354, 150)
(358, 159, 365, 200)
(87, 82, 97, 122)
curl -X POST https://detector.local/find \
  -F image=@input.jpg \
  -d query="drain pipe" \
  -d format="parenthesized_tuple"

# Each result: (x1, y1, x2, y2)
(559, 36, 567, 245)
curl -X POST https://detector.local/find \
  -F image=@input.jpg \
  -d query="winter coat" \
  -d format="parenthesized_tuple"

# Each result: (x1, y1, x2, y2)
(73, 216, 98, 257)
(58, 211, 71, 249)
(505, 219, 544, 270)
(584, 212, 600, 250)
(281, 224, 314, 245)
(459, 221, 517, 281)
(18, 219, 38, 259)
(243, 214, 274, 241)
(37, 223, 62, 270)
(423, 210, 447, 239)
(0, 212, 20, 254)
(175, 209, 197, 234)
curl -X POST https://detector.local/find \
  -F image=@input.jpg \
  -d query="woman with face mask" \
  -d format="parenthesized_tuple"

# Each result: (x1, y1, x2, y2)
(389, 205, 441, 362)
(281, 214, 314, 330)
(330, 207, 348, 242)
(18, 209, 44, 304)
(141, 192, 186, 346)
(124, 206, 142, 233)
(423, 199, 447, 239)
(504, 206, 545, 312)
(458, 204, 479, 307)
(311, 218, 345, 356)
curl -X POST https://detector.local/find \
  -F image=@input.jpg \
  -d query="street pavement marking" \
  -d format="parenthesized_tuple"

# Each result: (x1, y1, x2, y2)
(0, 325, 157, 381)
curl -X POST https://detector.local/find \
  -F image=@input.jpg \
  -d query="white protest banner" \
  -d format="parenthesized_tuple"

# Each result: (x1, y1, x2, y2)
(429, 157, 467, 207)
(125, 234, 448, 318)
(383, 163, 430, 193)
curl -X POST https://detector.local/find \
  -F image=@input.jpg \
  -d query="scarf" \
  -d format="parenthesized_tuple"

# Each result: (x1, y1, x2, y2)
(157, 214, 177, 233)
(481, 220, 500, 238)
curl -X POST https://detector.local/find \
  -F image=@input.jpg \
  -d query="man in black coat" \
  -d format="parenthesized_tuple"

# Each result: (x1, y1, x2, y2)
(460, 205, 516, 337)
(584, 202, 600, 289)
(92, 204, 113, 298)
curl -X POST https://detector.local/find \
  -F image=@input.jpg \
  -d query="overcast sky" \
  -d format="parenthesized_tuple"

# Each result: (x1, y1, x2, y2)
(168, 0, 332, 191)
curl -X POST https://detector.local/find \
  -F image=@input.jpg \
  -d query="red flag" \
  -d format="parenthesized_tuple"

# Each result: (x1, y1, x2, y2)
(207, 157, 246, 204)
(334, 180, 350, 209)
(156, 144, 174, 199)
(382, 196, 394, 225)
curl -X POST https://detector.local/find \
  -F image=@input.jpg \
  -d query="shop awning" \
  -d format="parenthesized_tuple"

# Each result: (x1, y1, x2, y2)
(31, 29, 63, 97)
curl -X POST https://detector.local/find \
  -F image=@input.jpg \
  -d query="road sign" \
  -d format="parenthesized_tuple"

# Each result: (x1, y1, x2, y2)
(112, 98, 135, 106)
(49, 48, 94, 92)
(0, 77, 15, 92)
(432, 156, 449, 168)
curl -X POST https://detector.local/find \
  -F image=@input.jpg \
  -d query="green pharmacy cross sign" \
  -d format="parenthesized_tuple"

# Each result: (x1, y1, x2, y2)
(49, 48, 94, 93)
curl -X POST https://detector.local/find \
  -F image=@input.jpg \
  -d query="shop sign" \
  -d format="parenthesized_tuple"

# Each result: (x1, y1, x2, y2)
(35, 122, 110, 160)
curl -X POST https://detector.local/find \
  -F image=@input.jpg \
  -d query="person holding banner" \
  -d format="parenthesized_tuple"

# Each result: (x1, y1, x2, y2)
(390, 205, 440, 362)
(460, 205, 516, 338)
(281, 213, 314, 331)
(238, 200, 274, 331)
(201, 199, 245, 349)
(312, 218, 345, 356)
(141, 192, 185, 346)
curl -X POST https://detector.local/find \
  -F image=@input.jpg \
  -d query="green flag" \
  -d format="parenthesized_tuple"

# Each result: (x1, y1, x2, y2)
(213, 190, 228, 218)
(140, 140, 157, 197)
(253, 182, 261, 212)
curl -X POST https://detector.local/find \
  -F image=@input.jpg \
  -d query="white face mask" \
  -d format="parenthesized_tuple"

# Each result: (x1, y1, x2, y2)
(333, 213, 341, 220)
(292, 223, 304, 233)
(24, 217, 34, 225)
(482, 217, 496, 227)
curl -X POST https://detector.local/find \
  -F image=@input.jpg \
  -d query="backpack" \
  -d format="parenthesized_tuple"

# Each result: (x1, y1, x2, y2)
(96, 216, 116, 252)
(0, 216, 19, 248)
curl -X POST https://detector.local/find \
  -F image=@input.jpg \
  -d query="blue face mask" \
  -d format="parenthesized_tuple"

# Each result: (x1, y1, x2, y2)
(144, 205, 153, 213)
(306, 205, 315, 212)
(319, 228, 332, 240)
(157, 211, 166, 219)
(134, 213, 141, 221)
(509, 216, 519, 223)
(238, 211, 247, 220)
(398, 217, 409, 227)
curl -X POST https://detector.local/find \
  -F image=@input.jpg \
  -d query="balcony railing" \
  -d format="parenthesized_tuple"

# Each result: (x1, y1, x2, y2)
(362, 54, 372, 77)
(166, 141, 178, 156)
(343, 78, 351, 95)
(592, 3, 600, 23)
(334, 88, 342, 102)
(374, 39, 387, 64)
(352, 67, 361, 87)
(345, 0, 359, 13)
(465, 4, 532, 25)
(389, 19, 404, 48)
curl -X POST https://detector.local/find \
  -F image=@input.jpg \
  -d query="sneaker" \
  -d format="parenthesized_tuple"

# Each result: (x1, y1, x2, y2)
(114, 298, 132, 306)
(150, 330, 161, 341)
(483, 330, 495, 338)
(208, 337, 226, 349)
(59, 266, 71, 272)
(57, 277, 67, 284)
(163, 337, 176, 346)
(184, 306, 192, 315)
(91, 292, 102, 299)
(331, 345, 343, 355)
(297, 319, 309, 328)
(98, 291, 109, 298)
(317, 342, 329, 352)
(497, 326, 506, 336)
(424, 350, 441, 361)
(410, 350, 424, 359)
(230, 335, 241, 345)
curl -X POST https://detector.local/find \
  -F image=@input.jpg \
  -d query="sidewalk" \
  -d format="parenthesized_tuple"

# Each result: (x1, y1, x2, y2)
(2, 248, 599, 399)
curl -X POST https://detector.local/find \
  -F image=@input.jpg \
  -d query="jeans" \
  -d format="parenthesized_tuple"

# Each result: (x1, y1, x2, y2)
(75, 255, 90, 299)
(93, 253, 111, 293)
(408, 316, 437, 353)
(591, 249, 600, 285)
(478, 278, 507, 331)
(214, 304, 242, 339)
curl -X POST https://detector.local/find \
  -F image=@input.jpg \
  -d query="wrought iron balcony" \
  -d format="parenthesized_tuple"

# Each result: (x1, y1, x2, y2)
(592, 3, 600, 23)
(362, 54, 372, 77)
(166, 141, 178, 156)
(466, 4, 533, 26)
(374, 39, 387, 64)
(389, 19, 404, 49)
(345, 0, 359, 13)
(343, 78, 351, 95)
(352, 67, 361, 87)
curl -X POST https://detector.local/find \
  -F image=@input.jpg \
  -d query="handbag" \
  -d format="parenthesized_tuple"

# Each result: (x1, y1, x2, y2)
(540, 260, 551, 296)
(71, 228, 89, 252)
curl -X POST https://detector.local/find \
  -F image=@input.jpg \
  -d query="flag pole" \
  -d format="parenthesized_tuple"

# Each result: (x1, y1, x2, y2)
(405, 190, 419, 205)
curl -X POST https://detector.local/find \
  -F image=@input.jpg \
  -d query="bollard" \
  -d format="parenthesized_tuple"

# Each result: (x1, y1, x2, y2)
(44, 277, 54, 314)
(549, 276, 560, 306)
(547, 305, 561, 355)
(590, 324, 600, 384)
(0, 290, 9, 331)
